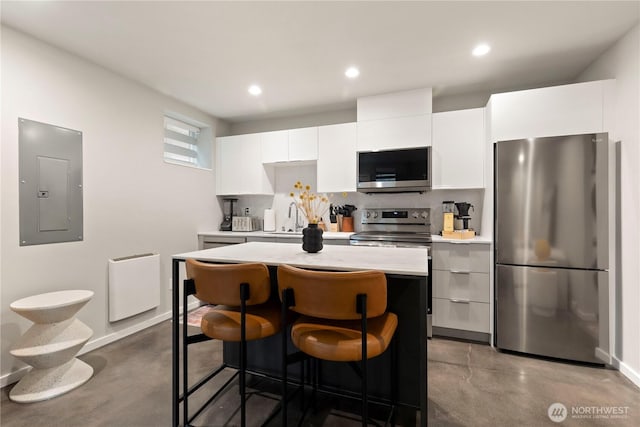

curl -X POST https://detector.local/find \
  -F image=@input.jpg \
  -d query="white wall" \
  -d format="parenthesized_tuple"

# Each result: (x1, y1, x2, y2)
(229, 108, 356, 135)
(576, 24, 640, 387)
(233, 164, 485, 235)
(0, 27, 224, 383)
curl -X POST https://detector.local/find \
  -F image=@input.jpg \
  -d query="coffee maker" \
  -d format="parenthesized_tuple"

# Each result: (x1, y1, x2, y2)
(455, 202, 474, 230)
(219, 198, 237, 231)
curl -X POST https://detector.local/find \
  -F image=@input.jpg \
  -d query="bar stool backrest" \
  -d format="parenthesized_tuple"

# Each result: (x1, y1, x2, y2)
(277, 264, 387, 320)
(186, 259, 271, 306)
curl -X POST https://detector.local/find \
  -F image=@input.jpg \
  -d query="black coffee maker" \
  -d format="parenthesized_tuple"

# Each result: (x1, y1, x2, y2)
(455, 202, 474, 230)
(219, 198, 237, 231)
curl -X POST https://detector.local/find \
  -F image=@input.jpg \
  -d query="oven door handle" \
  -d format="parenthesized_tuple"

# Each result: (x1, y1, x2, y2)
(349, 240, 395, 248)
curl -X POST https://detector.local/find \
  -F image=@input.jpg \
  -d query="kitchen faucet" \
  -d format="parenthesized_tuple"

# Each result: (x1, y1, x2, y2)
(288, 202, 303, 232)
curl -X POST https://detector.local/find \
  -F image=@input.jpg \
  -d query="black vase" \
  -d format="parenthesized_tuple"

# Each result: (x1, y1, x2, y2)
(302, 223, 323, 253)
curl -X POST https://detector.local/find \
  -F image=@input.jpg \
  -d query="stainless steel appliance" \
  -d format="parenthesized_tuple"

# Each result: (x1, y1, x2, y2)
(350, 207, 433, 337)
(219, 198, 237, 231)
(495, 133, 609, 364)
(357, 147, 431, 193)
(454, 202, 474, 230)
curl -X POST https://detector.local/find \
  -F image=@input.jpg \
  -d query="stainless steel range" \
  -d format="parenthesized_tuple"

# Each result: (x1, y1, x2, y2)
(350, 207, 432, 337)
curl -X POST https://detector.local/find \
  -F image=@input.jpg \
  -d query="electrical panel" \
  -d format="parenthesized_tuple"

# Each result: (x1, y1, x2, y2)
(19, 118, 83, 246)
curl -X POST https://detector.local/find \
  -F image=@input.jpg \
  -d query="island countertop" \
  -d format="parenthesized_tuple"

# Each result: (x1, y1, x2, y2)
(174, 241, 428, 276)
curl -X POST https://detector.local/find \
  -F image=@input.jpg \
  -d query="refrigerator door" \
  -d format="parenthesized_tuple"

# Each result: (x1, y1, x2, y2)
(496, 264, 609, 364)
(495, 133, 608, 270)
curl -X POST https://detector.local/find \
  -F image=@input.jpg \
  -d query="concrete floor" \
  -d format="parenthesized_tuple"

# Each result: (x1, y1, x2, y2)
(1, 320, 638, 426)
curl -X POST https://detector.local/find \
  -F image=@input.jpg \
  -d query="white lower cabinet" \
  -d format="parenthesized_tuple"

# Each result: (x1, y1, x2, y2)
(433, 299, 490, 334)
(432, 242, 491, 336)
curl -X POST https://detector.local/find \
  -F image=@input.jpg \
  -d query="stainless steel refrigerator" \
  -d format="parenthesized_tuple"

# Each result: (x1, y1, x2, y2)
(494, 133, 609, 364)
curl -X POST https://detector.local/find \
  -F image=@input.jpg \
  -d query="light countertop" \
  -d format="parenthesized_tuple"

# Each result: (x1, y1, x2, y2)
(198, 231, 354, 240)
(174, 242, 428, 276)
(431, 235, 491, 244)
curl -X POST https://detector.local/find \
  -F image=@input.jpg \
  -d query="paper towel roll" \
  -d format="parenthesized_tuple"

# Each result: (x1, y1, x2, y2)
(263, 209, 276, 231)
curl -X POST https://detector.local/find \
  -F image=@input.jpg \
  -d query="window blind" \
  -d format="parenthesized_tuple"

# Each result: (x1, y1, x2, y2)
(163, 116, 200, 166)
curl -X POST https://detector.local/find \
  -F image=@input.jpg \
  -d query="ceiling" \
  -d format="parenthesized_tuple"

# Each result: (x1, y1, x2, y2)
(1, 1, 638, 123)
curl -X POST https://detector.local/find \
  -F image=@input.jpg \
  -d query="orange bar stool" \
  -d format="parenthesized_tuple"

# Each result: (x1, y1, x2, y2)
(277, 264, 398, 427)
(182, 259, 281, 427)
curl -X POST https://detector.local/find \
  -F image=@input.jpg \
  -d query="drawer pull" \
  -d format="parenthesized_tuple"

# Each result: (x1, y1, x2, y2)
(450, 298, 470, 304)
(450, 270, 471, 274)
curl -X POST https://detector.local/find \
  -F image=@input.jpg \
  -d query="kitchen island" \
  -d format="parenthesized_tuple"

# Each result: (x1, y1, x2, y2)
(172, 242, 428, 426)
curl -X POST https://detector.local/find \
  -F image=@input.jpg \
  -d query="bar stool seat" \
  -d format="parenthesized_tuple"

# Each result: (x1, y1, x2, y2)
(183, 259, 282, 427)
(278, 264, 398, 426)
(201, 299, 282, 342)
(291, 312, 397, 362)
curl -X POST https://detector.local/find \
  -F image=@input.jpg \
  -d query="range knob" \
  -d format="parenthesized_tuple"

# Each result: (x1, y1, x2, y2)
(421, 211, 429, 219)
(412, 211, 419, 219)
(373, 212, 379, 218)
(366, 211, 371, 218)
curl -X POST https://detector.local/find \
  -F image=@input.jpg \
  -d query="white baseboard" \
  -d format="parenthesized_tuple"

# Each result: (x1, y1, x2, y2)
(613, 356, 640, 389)
(0, 301, 201, 389)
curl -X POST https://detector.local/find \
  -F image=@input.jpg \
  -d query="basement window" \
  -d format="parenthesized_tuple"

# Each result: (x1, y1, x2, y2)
(163, 115, 212, 169)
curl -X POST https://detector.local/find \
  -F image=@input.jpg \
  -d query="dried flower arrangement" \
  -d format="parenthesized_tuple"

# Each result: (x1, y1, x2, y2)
(290, 181, 330, 225)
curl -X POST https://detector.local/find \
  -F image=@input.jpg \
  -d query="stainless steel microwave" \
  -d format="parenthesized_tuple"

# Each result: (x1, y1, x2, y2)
(357, 147, 431, 193)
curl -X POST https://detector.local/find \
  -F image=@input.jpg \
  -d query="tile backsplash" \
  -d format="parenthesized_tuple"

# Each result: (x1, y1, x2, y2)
(219, 164, 486, 235)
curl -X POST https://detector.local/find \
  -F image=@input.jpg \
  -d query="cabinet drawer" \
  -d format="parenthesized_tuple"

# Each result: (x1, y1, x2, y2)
(432, 243, 490, 272)
(245, 236, 279, 243)
(432, 270, 490, 303)
(433, 298, 490, 333)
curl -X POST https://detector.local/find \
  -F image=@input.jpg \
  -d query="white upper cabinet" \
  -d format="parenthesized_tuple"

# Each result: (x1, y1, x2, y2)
(261, 127, 318, 164)
(432, 108, 485, 189)
(489, 80, 613, 142)
(357, 115, 432, 151)
(216, 134, 274, 195)
(288, 127, 318, 161)
(356, 88, 432, 151)
(260, 130, 288, 163)
(317, 122, 357, 193)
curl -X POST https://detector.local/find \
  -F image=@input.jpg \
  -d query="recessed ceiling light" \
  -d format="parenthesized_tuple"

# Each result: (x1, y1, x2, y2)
(345, 67, 360, 78)
(472, 43, 491, 57)
(248, 85, 262, 96)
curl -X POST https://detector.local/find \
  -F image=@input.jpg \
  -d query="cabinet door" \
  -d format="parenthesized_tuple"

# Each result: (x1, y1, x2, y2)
(357, 115, 431, 151)
(216, 135, 243, 195)
(432, 108, 485, 189)
(261, 130, 288, 163)
(433, 299, 490, 333)
(432, 270, 490, 303)
(317, 122, 357, 193)
(432, 242, 490, 273)
(216, 134, 274, 195)
(289, 127, 318, 161)
(489, 80, 608, 142)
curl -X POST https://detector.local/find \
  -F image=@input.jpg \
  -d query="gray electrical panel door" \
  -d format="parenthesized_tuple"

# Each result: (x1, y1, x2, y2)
(19, 118, 83, 246)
